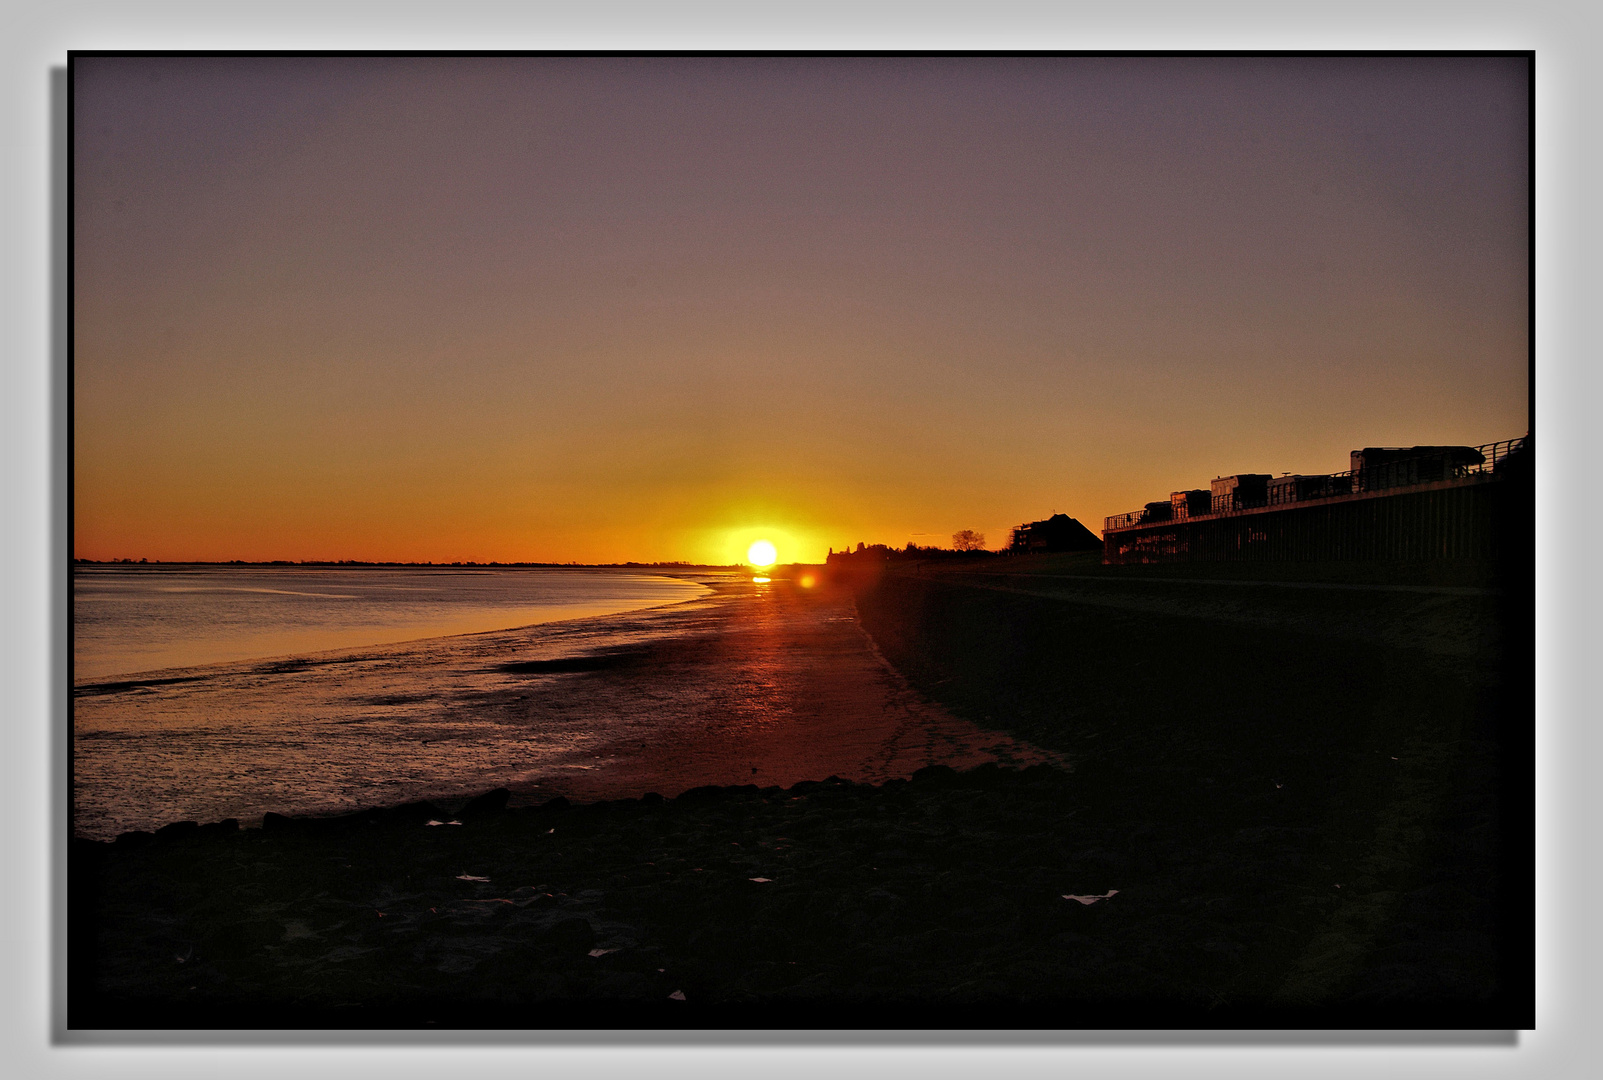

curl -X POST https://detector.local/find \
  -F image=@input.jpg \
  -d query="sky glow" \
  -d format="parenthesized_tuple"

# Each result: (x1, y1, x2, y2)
(73, 56, 1529, 564)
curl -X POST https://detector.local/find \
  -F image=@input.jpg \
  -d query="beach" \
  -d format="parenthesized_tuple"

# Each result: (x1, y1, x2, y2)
(70, 559, 1528, 1028)
(73, 571, 1057, 841)
(510, 574, 1067, 805)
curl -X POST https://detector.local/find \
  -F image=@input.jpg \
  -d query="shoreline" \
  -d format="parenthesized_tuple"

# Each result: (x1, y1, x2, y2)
(72, 564, 722, 687)
(73, 574, 1060, 841)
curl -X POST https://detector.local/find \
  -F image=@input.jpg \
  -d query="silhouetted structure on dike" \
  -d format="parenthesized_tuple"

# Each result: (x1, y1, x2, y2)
(1007, 514, 1103, 554)
(1101, 435, 1530, 565)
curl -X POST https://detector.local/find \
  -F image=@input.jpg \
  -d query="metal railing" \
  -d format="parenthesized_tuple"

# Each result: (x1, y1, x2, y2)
(1103, 508, 1150, 531)
(1103, 435, 1527, 533)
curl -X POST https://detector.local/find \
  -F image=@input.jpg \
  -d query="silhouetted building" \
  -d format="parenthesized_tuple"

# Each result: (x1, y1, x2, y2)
(1210, 473, 1271, 515)
(1008, 514, 1102, 553)
(1267, 474, 1354, 506)
(1351, 445, 1486, 491)
(1170, 489, 1212, 520)
(1102, 436, 1528, 564)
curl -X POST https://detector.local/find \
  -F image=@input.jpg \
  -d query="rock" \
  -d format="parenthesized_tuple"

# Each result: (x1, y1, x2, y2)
(674, 785, 729, 805)
(544, 918, 597, 952)
(380, 801, 448, 826)
(460, 788, 511, 818)
(965, 762, 1008, 786)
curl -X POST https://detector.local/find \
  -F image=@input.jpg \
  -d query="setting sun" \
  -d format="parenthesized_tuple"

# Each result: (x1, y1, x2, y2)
(746, 540, 778, 568)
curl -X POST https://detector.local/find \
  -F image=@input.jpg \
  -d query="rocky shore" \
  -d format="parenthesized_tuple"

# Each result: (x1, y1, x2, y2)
(68, 765, 1480, 1030)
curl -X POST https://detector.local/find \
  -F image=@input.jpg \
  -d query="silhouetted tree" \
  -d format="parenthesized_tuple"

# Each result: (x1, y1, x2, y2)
(952, 530, 986, 552)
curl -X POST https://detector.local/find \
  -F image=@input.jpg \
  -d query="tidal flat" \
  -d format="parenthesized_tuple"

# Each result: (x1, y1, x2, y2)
(73, 571, 1049, 840)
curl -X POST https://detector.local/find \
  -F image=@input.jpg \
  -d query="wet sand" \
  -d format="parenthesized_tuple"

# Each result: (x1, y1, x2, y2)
(73, 573, 1059, 840)
(526, 576, 1065, 804)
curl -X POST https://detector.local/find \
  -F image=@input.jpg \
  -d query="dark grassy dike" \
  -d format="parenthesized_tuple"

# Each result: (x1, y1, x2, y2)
(848, 519, 1532, 1025)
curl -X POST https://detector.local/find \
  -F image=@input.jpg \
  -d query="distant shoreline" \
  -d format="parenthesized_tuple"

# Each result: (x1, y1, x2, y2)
(71, 565, 719, 690)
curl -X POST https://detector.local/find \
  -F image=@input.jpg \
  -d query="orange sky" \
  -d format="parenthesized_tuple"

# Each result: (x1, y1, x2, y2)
(73, 57, 1529, 565)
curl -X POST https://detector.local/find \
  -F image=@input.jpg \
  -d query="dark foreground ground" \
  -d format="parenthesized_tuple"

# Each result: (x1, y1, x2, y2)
(70, 552, 1531, 1030)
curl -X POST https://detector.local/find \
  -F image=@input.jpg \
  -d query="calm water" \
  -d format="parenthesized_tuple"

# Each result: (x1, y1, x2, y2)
(72, 565, 721, 839)
(74, 565, 710, 681)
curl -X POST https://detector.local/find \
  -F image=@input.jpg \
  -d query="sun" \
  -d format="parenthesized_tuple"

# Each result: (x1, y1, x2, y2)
(746, 539, 777, 568)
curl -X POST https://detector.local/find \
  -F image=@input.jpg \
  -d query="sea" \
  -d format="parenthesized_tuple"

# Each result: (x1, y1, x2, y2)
(72, 565, 716, 839)
(73, 564, 711, 681)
